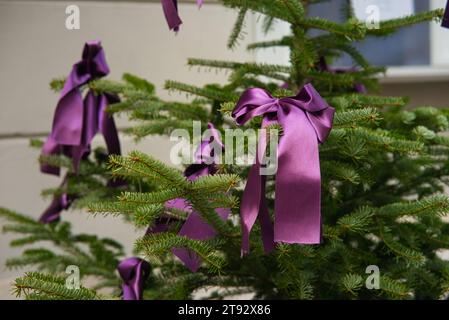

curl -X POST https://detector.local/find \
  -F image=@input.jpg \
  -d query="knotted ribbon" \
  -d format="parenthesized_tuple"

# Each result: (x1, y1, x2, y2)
(443, 1, 449, 28)
(232, 83, 335, 255)
(161, 0, 204, 32)
(147, 123, 230, 272)
(117, 257, 151, 300)
(41, 40, 121, 176)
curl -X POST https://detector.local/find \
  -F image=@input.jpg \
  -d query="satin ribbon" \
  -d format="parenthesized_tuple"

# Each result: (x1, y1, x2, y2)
(232, 83, 335, 255)
(41, 40, 121, 176)
(318, 57, 367, 94)
(117, 257, 151, 300)
(160, 0, 204, 31)
(39, 175, 73, 224)
(147, 123, 230, 272)
(443, 1, 449, 28)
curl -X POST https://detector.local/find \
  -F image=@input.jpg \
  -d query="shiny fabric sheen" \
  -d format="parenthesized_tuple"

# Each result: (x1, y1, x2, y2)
(232, 84, 335, 254)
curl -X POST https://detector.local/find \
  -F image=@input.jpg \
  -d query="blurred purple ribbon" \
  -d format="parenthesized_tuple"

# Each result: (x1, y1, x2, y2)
(147, 123, 230, 272)
(318, 57, 367, 94)
(41, 40, 121, 176)
(117, 257, 151, 300)
(232, 84, 335, 255)
(161, 0, 204, 32)
(39, 175, 73, 224)
(443, 1, 449, 28)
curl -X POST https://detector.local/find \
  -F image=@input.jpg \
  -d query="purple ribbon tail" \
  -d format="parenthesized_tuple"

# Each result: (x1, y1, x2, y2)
(39, 176, 71, 224)
(117, 257, 151, 300)
(172, 207, 230, 272)
(100, 94, 122, 156)
(443, 1, 449, 28)
(161, 0, 182, 31)
(39, 193, 70, 224)
(274, 106, 321, 244)
(240, 122, 275, 255)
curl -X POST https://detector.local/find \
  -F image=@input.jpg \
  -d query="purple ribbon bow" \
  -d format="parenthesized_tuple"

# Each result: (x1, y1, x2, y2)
(39, 175, 73, 224)
(161, 0, 204, 32)
(41, 40, 121, 176)
(443, 1, 449, 28)
(117, 257, 151, 300)
(147, 123, 230, 272)
(232, 83, 335, 255)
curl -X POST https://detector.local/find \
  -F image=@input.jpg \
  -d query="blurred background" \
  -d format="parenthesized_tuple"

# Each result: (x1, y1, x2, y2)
(1, 0, 449, 299)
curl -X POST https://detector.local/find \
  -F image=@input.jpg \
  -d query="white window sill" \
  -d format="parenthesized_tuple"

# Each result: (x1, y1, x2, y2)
(380, 66, 449, 84)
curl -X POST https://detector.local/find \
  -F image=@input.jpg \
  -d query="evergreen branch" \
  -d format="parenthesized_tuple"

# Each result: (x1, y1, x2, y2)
(108, 152, 188, 188)
(321, 160, 360, 185)
(247, 37, 293, 50)
(379, 229, 426, 267)
(327, 94, 407, 110)
(303, 18, 366, 39)
(118, 189, 187, 206)
(188, 58, 291, 81)
(190, 174, 240, 194)
(377, 195, 449, 218)
(337, 207, 374, 235)
(133, 204, 166, 228)
(352, 128, 424, 154)
(14, 272, 101, 300)
(333, 108, 380, 128)
(165, 80, 238, 102)
(135, 233, 226, 273)
(0, 207, 41, 226)
(341, 273, 363, 297)
(368, 9, 443, 36)
(122, 73, 155, 95)
(379, 276, 411, 299)
(126, 119, 196, 139)
(228, 7, 248, 49)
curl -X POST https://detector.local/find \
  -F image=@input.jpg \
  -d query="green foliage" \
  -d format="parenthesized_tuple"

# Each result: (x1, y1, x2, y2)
(0, 208, 122, 285)
(14, 272, 103, 300)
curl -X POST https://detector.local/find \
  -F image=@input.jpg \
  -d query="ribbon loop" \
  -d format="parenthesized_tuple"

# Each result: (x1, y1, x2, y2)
(232, 83, 335, 254)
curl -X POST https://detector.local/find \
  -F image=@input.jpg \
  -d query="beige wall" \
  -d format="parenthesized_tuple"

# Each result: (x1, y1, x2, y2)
(1, 0, 449, 300)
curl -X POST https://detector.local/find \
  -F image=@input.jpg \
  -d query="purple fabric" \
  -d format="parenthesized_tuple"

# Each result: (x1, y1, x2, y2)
(39, 175, 72, 224)
(41, 40, 121, 176)
(232, 83, 335, 255)
(117, 257, 151, 300)
(443, 1, 449, 28)
(318, 57, 367, 94)
(161, 0, 182, 31)
(160, 0, 204, 32)
(146, 123, 230, 272)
